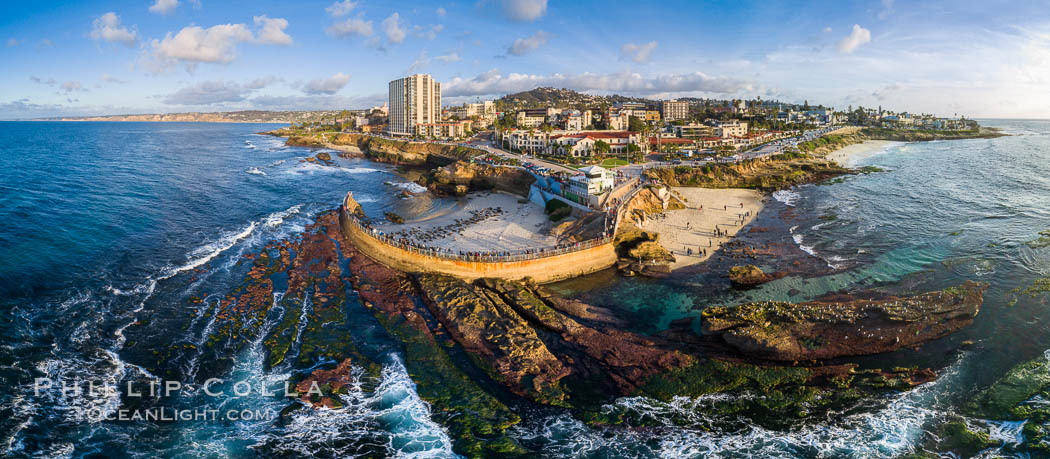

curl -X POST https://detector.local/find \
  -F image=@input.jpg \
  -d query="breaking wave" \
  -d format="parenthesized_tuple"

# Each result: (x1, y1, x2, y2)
(385, 181, 427, 194)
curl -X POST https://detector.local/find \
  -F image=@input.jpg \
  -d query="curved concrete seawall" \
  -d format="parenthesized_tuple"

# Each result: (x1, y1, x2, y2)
(338, 193, 618, 283)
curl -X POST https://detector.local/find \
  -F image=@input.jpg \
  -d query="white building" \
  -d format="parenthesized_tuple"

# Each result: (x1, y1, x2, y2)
(715, 120, 748, 138)
(388, 74, 441, 136)
(661, 99, 689, 121)
(567, 165, 614, 201)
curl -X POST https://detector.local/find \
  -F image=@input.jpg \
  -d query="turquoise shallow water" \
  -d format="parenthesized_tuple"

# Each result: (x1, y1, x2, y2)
(1, 120, 1049, 457)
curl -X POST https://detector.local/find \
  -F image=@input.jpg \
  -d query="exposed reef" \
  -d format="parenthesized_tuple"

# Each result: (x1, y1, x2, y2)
(701, 281, 986, 361)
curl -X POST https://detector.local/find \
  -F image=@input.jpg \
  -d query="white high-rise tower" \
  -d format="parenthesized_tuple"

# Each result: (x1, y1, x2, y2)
(387, 74, 441, 136)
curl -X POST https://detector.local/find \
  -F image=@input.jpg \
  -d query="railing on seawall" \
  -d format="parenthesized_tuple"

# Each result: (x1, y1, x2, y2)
(342, 192, 612, 264)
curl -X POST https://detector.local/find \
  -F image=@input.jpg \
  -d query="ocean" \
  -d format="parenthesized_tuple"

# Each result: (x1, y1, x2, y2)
(1, 120, 1049, 457)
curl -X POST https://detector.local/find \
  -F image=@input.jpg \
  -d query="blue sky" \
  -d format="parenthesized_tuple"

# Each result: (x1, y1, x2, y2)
(2, 0, 1049, 119)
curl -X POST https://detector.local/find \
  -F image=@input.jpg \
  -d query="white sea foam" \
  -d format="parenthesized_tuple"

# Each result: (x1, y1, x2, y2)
(255, 354, 455, 458)
(385, 181, 427, 194)
(246, 167, 266, 176)
(773, 189, 801, 206)
(513, 355, 968, 458)
(264, 204, 302, 228)
(984, 419, 1025, 446)
(289, 162, 381, 175)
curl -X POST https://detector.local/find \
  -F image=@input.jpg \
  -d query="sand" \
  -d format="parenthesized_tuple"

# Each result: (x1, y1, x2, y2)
(825, 140, 894, 167)
(373, 191, 558, 253)
(640, 187, 765, 271)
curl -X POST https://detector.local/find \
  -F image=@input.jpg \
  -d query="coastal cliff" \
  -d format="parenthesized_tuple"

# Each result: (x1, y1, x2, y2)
(429, 161, 535, 196)
(645, 155, 851, 191)
(272, 129, 483, 166)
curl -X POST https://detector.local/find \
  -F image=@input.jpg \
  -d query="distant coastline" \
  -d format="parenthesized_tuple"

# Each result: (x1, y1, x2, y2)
(27, 110, 343, 124)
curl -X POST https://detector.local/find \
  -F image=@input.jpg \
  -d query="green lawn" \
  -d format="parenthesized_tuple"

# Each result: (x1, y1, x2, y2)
(600, 158, 629, 167)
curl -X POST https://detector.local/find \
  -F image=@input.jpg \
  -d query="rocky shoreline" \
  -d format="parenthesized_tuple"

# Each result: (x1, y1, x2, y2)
(112, 127, 992, 455)
(120, 197, 988, 455)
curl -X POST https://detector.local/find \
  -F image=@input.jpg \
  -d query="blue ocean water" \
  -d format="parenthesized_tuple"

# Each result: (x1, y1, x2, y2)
(1, 120, 1049, 457)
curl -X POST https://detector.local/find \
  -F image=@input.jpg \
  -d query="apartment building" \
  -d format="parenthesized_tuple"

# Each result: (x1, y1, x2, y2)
(715, 120, 748, 138)
(661, 99, 689, 121)
(415, 120, 471, 139)
(388, 74, 441, 136)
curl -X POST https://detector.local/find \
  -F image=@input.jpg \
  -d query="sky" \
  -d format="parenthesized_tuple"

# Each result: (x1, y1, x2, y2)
(2, 0, 1049, 119)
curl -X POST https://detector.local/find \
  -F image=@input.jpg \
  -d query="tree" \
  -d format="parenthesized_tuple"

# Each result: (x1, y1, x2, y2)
(628, 116, 646, 132)
(594, 140, 611, 158)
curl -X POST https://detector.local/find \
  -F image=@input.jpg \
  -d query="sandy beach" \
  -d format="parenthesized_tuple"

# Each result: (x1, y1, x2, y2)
(826, 140, 895, 167)
(640, 187, 765, 271)
(373, 191, 557, 253)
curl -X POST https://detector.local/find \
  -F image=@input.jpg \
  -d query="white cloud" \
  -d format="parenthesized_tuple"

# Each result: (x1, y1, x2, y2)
(878, 0, 894, 19)
(407, 51, 430, 72)
(382, 13, 406, 44)
(149, 0, 179, 15)
(6, 38, 20, 47)
(436, 7, 446, 17)
(39, 38, 53, 47)
(253, 15, 292, 45)
(90, 12, 138, 46)
(508, 30, 548, 55)
(325, 0, 358, 17)
(837, 24, 871, 53)
(147, 24, 252, 70)
(145, 18, 292, 72)
(302, 72, 351, 95)
(102, 73, 127, 84)
(621, 41, 658, 64)
(428, 24, 445, 40)
(163, 80, 254, 105)
(59, 81, 86, 94)
(443, 69, 753, 98)
(327, 16, 374, 37)
(871, 82, 904, 100)
(30, 76, 57, 86)
(823, 27, 832, 33)
(499, 0, 547, 22)
(245, 76, 279, 89)
(435, 52, 461, 63)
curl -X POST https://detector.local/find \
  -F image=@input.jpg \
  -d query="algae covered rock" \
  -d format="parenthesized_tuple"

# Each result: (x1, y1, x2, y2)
(729, 264, 775, 287)
(701, 281, 987, 361)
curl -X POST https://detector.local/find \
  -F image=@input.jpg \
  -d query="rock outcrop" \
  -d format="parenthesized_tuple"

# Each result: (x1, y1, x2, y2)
(701, 281, 986, 361)
(431, 161, 535, 196)
(728, 264, 783, 287)
(414, 274, 693, 403)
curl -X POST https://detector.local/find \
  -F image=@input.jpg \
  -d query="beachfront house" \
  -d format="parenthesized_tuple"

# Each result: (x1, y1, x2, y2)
(566, 165, 614, 205)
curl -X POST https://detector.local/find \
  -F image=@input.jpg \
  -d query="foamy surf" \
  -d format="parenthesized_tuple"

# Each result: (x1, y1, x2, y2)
(385, 181, 427, 194)
(514, 354, 969, 458)
(255, 354, 455, 458)
(773, 189, 801, 206)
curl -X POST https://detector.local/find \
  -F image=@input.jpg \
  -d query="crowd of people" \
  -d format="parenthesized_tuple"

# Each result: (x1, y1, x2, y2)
(385, 207, 506, 245)
(343, 199, 613, 263)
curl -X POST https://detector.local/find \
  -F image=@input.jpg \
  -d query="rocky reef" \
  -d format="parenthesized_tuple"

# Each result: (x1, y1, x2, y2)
(728, 264, 784, 287)
(415, 274, 694, 405)
(701, 281, 986, 361)
(121, 201, 989, 457)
